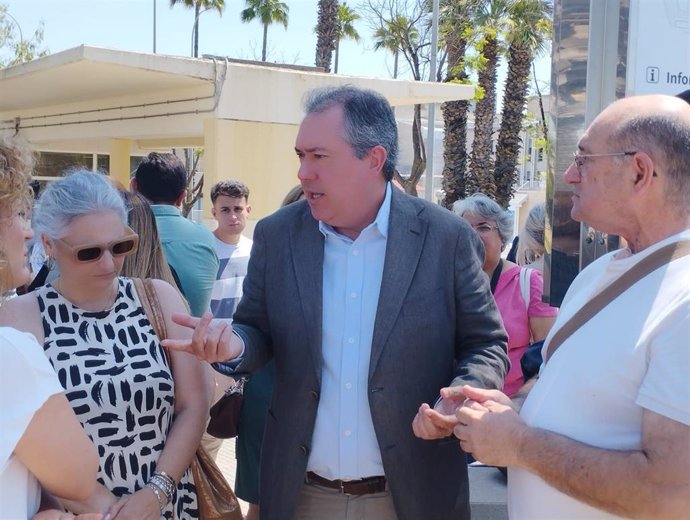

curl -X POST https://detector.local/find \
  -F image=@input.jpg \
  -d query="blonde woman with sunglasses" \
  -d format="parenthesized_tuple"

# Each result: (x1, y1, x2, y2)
(0, 171, 210, 520)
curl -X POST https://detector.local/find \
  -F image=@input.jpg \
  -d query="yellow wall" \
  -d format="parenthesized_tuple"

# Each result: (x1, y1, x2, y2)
(516, 191, 546, 234)
(202, 118, 301, 228)
(109, 138, 132, 187)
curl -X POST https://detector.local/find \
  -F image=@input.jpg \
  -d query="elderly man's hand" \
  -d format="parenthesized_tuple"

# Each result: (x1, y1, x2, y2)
(162, 312, 243, 364)
(453, 385, 527, 467)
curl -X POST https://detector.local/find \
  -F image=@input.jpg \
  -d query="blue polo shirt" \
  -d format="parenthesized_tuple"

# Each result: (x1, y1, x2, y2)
(151, 205, 219, 317)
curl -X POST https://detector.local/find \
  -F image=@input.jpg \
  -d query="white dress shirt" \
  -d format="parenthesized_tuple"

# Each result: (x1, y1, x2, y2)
(306, 183, 392, 480)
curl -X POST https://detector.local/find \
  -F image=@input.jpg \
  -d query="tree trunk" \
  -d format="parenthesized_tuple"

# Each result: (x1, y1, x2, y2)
(334, 37, 340, 73)
(468, 35, 499, 199)
(533, 63, 548, 142)
(193, 4, 200, 57)
(441, 100, 470, 208)
(494, 42, 533, 208)
(405, 104, 426, 196)
(262, 23, 268, 61)
(182, 148, 203, 217)
(315, 0, 338, 72)
(441, 31, 469, 209)
(393, 50, 398, 79)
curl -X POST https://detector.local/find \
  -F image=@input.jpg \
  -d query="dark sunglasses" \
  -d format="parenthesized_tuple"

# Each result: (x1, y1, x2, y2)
(54, 227, 139, 263)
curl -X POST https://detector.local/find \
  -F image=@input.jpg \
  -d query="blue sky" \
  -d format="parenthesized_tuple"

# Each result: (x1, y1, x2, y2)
(5, 0, 551, 92)
(6, 0, 411, 77)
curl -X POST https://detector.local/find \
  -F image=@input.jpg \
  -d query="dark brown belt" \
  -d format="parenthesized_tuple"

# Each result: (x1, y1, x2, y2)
(306, 472, 387, 495)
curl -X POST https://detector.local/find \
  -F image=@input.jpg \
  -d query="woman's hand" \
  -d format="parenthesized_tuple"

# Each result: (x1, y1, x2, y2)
(59, 483, 117, 515)
(33, 511, 104, 520)
(107, 488, 161, 520)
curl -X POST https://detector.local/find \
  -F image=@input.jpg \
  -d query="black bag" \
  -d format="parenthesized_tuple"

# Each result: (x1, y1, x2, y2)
(206, 376, 248, 439)
(520, 340, 545, 382)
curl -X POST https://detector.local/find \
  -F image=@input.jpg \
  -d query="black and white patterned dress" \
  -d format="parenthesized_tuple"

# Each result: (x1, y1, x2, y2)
(36, 277, 198, 519)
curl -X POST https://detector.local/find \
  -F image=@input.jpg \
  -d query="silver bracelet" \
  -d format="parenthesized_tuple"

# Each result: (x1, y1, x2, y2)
(145, 482, 166, 513)
(149, 473, 175, 502)
(153, 470, 176, 489)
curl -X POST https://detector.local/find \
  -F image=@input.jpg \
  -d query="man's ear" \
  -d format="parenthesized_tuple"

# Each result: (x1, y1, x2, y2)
(211, 206, 217, 219)
(632, 151, 656, 191)
(246, 204, 252, 215)
(368, 145, 387, 175)
(174, 191, 186, 207)
(130, 178, 138, 192)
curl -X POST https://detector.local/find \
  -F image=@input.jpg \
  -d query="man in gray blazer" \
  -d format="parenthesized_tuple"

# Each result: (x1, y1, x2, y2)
(167, 85, 508, 520)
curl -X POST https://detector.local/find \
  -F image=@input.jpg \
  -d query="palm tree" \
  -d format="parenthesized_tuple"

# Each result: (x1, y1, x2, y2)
(372, 20, 399, 79)
(439, 0, 482, 208)
(169, 0, 225, 58)
(467, 0, 510, 199)
(240, 0, 289, 62)
(315, 0, 339, 72)
(333, 3, 361, 73)
(493, 0, 551, 208)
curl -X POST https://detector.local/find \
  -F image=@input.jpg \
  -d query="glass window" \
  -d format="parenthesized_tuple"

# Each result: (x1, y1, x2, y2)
(35, 152, 95, 178)
(97, 154, 110, 173)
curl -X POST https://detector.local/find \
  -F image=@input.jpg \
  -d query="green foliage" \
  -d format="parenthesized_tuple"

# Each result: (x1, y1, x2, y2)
(169, 0, 225, 57)
(241, 0, 289, 28)
(446, 77, 473, 85)
(337, 3, 361, 42)
(0, 4, 49, 67)
(464, 52, 486, 73)
(240, 0, 289, 61)
(473, 83, 485, 103)
(169, 0, 225, 15)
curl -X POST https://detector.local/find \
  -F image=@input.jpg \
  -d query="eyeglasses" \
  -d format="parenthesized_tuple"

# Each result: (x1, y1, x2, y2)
(54, 227, 139, 263)
(572, 151, 637, 173)
(472, 223, 499, 234)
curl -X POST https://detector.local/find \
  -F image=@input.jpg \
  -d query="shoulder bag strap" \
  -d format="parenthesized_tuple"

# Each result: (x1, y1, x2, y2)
(132, 277, 168, 341)
(544, 239, 690, 364)
(519, 267, 532, 312)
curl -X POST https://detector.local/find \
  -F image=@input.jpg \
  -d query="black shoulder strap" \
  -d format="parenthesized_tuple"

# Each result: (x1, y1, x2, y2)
(26, 264, 50, 293)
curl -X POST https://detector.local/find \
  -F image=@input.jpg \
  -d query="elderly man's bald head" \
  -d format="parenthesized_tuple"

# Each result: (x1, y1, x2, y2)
(600, 94, 690, 128)
(594, 95, 690, 211)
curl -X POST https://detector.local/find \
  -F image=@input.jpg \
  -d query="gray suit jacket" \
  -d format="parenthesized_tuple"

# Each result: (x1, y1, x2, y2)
(221, 187, 508, 520)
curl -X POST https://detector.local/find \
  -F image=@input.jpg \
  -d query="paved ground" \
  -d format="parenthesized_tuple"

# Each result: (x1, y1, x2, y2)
(216, 439, 250, 516)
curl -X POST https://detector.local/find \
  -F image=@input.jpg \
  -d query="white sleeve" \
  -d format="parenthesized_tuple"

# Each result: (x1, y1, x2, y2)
(636, 306, 690, 426)
(0, 328, 64, 469)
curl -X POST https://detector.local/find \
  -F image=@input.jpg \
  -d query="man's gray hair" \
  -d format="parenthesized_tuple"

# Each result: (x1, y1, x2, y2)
(33, 170, 127, 239)
(610, 113, 690, 211)
(303, 85, 398, 181)
(452, 193, 513, 248)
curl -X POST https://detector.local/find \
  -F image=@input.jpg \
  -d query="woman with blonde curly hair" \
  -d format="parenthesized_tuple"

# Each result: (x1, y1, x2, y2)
(0, 133, 100, 519)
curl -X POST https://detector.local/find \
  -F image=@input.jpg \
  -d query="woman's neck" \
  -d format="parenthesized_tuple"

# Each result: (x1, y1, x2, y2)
(52, 277, 119, 312)
(484, 257, 501, 278)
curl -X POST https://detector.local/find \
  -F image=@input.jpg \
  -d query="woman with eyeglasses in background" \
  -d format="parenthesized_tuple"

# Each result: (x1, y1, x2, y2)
(0, 171, 210, 520)
(452, 193, 557, 397)
(0, 136, 101, 520)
